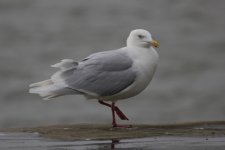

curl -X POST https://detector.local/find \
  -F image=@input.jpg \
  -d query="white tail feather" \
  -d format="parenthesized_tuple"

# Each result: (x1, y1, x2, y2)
(29, 79, 74, 100)
(29, 79, 53, 88)
(29, 59, 78, 100)
(51, 59, 78, 71)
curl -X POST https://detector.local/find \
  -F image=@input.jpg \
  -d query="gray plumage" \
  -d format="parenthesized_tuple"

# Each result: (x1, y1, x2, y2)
(61, 49, 137, 96)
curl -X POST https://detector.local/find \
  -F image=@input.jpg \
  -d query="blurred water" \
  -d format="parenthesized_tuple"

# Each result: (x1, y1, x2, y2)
(0, 0, 225, 128)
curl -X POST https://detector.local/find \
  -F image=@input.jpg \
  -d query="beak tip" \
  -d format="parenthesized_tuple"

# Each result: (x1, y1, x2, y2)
(151, 40, 160, 48)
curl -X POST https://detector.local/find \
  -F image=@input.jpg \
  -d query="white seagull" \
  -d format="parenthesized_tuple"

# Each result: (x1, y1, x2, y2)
(29, 29, 160, 128)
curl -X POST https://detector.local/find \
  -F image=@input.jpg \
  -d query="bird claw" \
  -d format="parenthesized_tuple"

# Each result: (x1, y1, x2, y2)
(98, 100, 129, 120)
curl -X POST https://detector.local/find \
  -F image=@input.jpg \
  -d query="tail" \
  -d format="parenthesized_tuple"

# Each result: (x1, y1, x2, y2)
(29, 79, 59, 100)
(29, 59, 78, 100)
(29, 79, 76, 100)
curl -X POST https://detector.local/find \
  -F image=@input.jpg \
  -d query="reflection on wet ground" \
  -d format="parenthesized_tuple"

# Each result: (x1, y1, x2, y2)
(0, 132, 225, 150)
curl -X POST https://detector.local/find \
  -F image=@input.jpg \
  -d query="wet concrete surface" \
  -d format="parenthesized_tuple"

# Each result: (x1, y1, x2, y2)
(1, 122, 225, 149)
(0, 132, 225, 150)
(2, 121, 225, 140)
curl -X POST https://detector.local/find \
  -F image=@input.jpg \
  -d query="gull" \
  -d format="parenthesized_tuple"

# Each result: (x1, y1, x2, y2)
(29, 29, 160, 128)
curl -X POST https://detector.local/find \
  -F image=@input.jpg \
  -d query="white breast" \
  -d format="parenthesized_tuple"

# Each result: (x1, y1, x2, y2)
(103, 47, 159, 101)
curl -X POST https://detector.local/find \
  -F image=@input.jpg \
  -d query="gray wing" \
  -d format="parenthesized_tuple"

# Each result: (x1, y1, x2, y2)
(61, 49, 137, 96)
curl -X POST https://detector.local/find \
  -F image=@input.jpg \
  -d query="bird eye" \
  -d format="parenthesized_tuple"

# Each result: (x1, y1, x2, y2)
(138, 35, 144, 39)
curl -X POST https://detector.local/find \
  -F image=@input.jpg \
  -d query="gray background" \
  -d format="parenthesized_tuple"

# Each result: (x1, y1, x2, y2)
(0, 0, 224, 128)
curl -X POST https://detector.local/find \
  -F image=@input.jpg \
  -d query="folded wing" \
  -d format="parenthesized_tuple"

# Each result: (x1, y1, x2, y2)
(61, 49, 137, 97)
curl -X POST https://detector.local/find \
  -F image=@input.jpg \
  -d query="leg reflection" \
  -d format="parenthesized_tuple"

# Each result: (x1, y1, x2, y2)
(111, 139, 119, 149)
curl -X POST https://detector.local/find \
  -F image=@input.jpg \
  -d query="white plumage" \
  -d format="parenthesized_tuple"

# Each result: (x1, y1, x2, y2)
(29, 29, 160, 127)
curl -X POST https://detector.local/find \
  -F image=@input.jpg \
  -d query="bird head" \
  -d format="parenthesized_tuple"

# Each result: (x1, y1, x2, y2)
(127, 29, 159, 49)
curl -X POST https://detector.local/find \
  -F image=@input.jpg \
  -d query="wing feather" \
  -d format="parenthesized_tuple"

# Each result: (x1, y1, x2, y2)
(61, 49, 137, 96)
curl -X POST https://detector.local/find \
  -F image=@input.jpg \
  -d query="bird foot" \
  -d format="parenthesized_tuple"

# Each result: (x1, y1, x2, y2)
(98, 100, 129, 120)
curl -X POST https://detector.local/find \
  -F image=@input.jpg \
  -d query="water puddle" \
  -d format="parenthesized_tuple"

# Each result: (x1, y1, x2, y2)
(0, 132, 225, 150)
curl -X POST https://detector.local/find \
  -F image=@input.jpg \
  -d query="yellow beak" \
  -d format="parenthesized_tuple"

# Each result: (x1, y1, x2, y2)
(150, 40, 160, 48)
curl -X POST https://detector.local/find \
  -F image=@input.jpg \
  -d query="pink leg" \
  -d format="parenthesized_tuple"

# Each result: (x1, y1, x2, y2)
(98, 100, 128, 120)
(98, 100, 132, 128)
(111, 102, 117, 127)
(98, 100, 111, 107)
